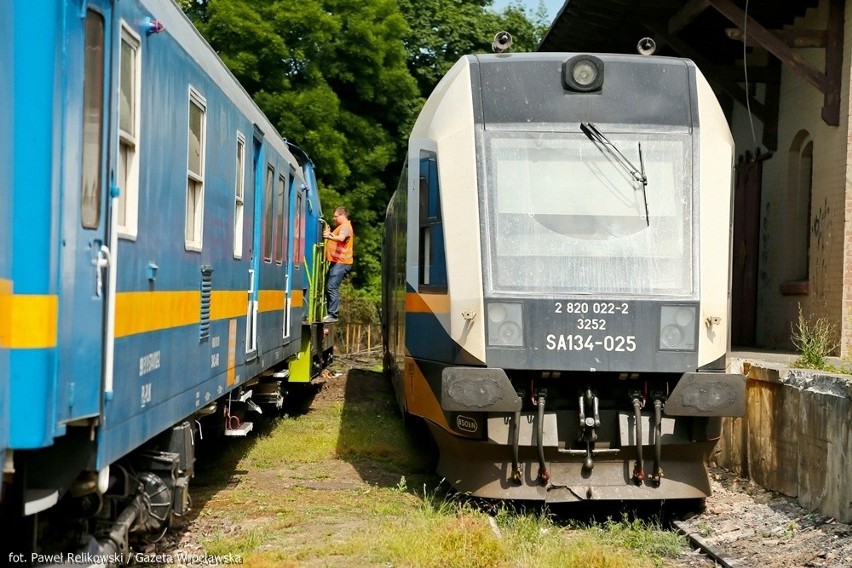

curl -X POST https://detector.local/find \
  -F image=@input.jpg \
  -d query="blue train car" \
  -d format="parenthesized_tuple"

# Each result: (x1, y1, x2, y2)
(0, 1, 14, 489)
(2, 0, 330, 559)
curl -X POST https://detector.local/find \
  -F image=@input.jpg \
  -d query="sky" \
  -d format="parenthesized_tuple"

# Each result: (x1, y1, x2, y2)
(491, 0, 565, 25)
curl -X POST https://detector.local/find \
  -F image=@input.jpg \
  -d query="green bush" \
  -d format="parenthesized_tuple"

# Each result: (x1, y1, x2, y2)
(791, 305, 838, 370)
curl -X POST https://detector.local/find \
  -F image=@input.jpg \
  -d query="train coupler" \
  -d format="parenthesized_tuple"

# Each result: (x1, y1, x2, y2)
(535, 389, 549, 484)
(509, 406, 522, 484)
(578, 388, 601, 471)
(648, 393, 666, 487)
(629, 390, 645, 486)
(632, 463, 645, 486)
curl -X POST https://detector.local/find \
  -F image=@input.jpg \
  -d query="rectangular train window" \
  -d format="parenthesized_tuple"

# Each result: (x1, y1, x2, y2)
(418, 152, 447, 288)
(274, 172, 289, 264)
(262, 164, 274, 261)
(186, 88, 206, 250)
(483, 131, 692, 296)
(81, 10, 104, 229)
(233, 133, 245, 258)
(294, 189, 304, 263)
(117, 23, 141, 239)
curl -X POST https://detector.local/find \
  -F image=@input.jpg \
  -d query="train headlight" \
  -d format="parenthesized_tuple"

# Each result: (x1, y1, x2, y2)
(487, 302, 524, 347)
(658, 305, 697, 351)
(563, 55, 604, 92)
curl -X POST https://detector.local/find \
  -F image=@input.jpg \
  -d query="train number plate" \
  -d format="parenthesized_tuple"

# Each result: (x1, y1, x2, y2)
(548, 301, 635, 352)
(545, 333, 636, 352)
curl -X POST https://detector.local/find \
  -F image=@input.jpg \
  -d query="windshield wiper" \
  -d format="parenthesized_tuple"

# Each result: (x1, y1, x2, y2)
(580, 122, 650, 226)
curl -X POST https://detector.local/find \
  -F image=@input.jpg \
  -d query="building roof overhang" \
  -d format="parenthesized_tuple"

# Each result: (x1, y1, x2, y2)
(539, 0, 844, 150)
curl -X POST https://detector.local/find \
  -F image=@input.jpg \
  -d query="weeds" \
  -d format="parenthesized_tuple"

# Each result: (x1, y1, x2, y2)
(791, 305, 838, 370)
(186, 368, 695, 567)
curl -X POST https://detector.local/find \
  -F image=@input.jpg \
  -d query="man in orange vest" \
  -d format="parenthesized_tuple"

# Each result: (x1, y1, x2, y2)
(322, 206, 354, 323)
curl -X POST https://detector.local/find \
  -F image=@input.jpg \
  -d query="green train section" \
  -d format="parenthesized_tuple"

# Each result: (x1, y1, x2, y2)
(289, 242, 332, 383)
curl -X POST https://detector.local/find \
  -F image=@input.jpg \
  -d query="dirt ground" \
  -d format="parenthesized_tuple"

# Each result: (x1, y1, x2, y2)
(152, 357, 852, 567)
(678, 467, 852, 567)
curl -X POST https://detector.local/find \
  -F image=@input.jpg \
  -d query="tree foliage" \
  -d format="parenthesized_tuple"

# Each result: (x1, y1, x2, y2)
(180, 0, 548, 304)
(398, 0, 549, 96)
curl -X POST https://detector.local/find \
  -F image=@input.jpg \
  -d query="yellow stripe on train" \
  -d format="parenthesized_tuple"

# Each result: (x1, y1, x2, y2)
(116, 289, 303, 338)
(404, 355, 450, 430)
(405, 291, 450, 314)
(0, 287, 58, 349)
(0, 288, 304, 343)
(115, 291, 200, 337)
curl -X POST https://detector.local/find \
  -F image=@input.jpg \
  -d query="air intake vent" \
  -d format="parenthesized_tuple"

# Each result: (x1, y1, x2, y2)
(200, 265, 213, 340)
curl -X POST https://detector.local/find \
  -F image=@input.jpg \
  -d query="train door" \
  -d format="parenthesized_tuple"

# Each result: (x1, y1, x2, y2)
(275, 170, 292, 341)
(284, 178, 305, 338)
(56, 2, 114, 422)
(246, 131, 264, 357)
(281, 171, 299, 340)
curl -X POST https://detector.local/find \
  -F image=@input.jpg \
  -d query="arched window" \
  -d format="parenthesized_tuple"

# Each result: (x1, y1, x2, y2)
(782, 131, 812, 293)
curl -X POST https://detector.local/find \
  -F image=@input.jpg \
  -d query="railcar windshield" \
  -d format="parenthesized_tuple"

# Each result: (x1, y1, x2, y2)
(481, 130, 693, 297)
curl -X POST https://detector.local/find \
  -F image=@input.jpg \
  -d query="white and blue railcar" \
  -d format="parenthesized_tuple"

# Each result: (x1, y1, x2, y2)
(383, 52, 747, 503)
(2, 0, 330, 560)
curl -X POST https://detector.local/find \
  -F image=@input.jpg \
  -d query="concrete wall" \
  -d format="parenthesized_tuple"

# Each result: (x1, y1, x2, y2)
(716, 359, 852, 522)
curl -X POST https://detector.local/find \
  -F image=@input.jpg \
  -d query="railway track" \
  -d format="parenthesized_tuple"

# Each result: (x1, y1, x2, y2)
(674, 519, 745, 567)
(672, 467, 852, 567)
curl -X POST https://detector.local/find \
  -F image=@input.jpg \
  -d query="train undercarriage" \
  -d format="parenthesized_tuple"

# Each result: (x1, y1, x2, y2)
(1, 363, 315, 567)
(425, 368, 744, 502)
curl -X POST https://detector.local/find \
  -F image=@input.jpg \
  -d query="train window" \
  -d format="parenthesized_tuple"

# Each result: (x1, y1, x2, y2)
(294, 189, 304, 263)
(81, 10, 105, 229)
(262, 164, 274, 261)
(483, 131, 693, 296)
(117, 23, 141, 239)
(274, 173, 289, 264)
(185, 88, 206, 250)
(418, 153, 447, 288)
(233, 133, 246, 259)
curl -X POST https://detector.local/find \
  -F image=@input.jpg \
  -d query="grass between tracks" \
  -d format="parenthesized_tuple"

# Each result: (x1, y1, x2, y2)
(181, 363, 690, 568)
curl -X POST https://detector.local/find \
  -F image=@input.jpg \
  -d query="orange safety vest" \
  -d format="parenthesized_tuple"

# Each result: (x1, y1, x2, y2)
(325, 220, 354, 264)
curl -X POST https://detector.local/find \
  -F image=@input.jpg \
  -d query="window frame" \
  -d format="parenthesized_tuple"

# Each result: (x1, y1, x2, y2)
(81, 10, 105, 230)
(418, 152, 447, 290)
(294, 188, 304, 264)
(262, 164, 275, 262)
(781, 132, 813, 291)
(185, 87, 207, 251)
(117, 22, 142, 239)
(274, 171, 289, 264)
(233, 132, 246, 259)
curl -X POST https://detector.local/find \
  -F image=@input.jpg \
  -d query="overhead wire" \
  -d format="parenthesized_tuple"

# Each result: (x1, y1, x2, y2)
(743, 0, 760, 153)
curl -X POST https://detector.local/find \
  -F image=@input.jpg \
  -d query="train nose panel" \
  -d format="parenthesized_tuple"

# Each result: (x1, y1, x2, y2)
(440, 367, 522, 412)
(665, 372, 746, 416)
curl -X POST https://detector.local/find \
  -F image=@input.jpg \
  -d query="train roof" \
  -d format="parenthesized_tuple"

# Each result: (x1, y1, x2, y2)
(411, 52, 702, 137)
(144, 0, 307, 173)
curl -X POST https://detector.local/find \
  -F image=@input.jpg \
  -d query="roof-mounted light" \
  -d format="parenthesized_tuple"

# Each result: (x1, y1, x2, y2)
(563, 55, 604, 93)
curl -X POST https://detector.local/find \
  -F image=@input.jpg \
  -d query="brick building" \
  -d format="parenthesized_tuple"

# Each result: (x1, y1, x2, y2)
(541, 0, 852, 355)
